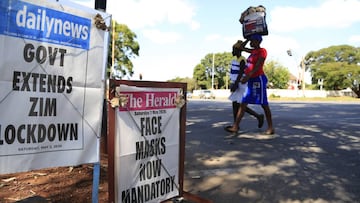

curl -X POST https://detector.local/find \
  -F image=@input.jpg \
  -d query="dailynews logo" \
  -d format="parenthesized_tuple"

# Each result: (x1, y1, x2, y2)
(0, 1, 91, 50)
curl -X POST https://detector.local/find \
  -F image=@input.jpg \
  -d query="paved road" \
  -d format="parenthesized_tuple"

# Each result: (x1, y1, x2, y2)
(182, 100, 360, 203)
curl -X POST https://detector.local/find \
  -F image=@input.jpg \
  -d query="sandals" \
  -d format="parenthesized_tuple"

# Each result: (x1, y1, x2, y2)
(224, 126, 238, 133)
(264, 129, 275, 135)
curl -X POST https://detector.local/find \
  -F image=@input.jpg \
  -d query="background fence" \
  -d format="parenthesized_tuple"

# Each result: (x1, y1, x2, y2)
(192, 88, 357, 99)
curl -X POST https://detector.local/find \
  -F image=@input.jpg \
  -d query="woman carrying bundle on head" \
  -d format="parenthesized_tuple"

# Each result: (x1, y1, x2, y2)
(226, 40, 264, 132)
(225, 34, 274, 135)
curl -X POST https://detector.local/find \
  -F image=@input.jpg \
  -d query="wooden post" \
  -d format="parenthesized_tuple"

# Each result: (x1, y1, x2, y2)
(107, 79, 116, 203)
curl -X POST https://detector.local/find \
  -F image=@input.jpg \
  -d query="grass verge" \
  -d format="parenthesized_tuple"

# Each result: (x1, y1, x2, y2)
(268, 96, 359, 102)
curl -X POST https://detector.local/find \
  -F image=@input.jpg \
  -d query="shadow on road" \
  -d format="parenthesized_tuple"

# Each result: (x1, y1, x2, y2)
(183, 101, 360, 203)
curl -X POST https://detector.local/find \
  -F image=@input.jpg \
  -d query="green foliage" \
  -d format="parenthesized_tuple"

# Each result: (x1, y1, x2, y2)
(108, 21, 140, 79)
(189, 44, 360, 96)
(305, 45, 360, 66)
(193, 64, 209, 89)
(167, 77, 196, 91)
(306, 84, 319, 90)
(305, 45, 360, 93)
(192, 52, 292, 90)
(269, 93, 280, 98)
(264, 61, 291, 89)
(193, 52, 234, 89)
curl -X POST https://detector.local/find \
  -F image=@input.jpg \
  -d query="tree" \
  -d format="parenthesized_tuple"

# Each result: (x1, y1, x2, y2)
(193, 63, 209, 89)
(193, 52, 291, 90)
(193, 52, 233, 89)
(304, 45, 360, 97)
(167, 77, 196, 92)
(108, 21, 140, 79)
(264, 61, 290, 89)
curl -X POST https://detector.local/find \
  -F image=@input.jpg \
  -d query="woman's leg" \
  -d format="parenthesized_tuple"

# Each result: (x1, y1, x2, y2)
(225, 103, 248, 132)
(245, 106, 264, 128)
(232, 101, 240, 122)
(262, 105, 274, 134)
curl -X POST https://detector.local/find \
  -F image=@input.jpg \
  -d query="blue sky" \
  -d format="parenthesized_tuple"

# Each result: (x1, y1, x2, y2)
(74, 0, 360, 82)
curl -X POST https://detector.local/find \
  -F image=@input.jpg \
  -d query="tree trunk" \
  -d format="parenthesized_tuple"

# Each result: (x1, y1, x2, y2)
(353, 87, 360, 98)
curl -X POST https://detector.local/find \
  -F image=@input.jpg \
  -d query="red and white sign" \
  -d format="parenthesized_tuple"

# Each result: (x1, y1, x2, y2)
(114, 85, 181, 203)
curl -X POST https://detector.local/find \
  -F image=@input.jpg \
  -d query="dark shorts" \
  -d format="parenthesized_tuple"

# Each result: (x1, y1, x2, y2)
(242, 74, 269, 105)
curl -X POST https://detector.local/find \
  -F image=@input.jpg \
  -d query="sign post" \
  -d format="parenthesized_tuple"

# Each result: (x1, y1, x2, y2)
(107, 79, 212, 203)
(0, 0, 109, 175)
(107, 80, 186, 203)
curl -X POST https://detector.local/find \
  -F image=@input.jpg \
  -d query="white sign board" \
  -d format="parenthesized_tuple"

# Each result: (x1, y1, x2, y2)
(115, 85, 181, 203)
(0, 0, 109, 174)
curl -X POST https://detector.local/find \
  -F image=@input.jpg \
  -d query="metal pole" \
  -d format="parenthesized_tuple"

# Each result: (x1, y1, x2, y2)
(93, 1, 108, 203)
(301, 57, 305, 97)
(212, 53, 214, 89)
(287, 49, 305, 96)
(111, 20, 115, 78)
(95, 0, 106, 11)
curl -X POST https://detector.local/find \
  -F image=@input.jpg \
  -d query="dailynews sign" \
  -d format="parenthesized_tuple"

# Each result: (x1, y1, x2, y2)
(0, 0, 91, 50)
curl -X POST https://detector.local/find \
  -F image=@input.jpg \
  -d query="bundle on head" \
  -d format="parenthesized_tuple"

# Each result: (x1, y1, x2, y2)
(239, 5, 266, 24)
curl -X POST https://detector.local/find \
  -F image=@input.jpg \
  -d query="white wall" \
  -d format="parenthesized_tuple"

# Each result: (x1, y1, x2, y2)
(192, 89, 356, 98)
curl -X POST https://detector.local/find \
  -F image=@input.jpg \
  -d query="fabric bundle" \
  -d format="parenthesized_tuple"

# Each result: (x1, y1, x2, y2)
(239, 5, 268, 38)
